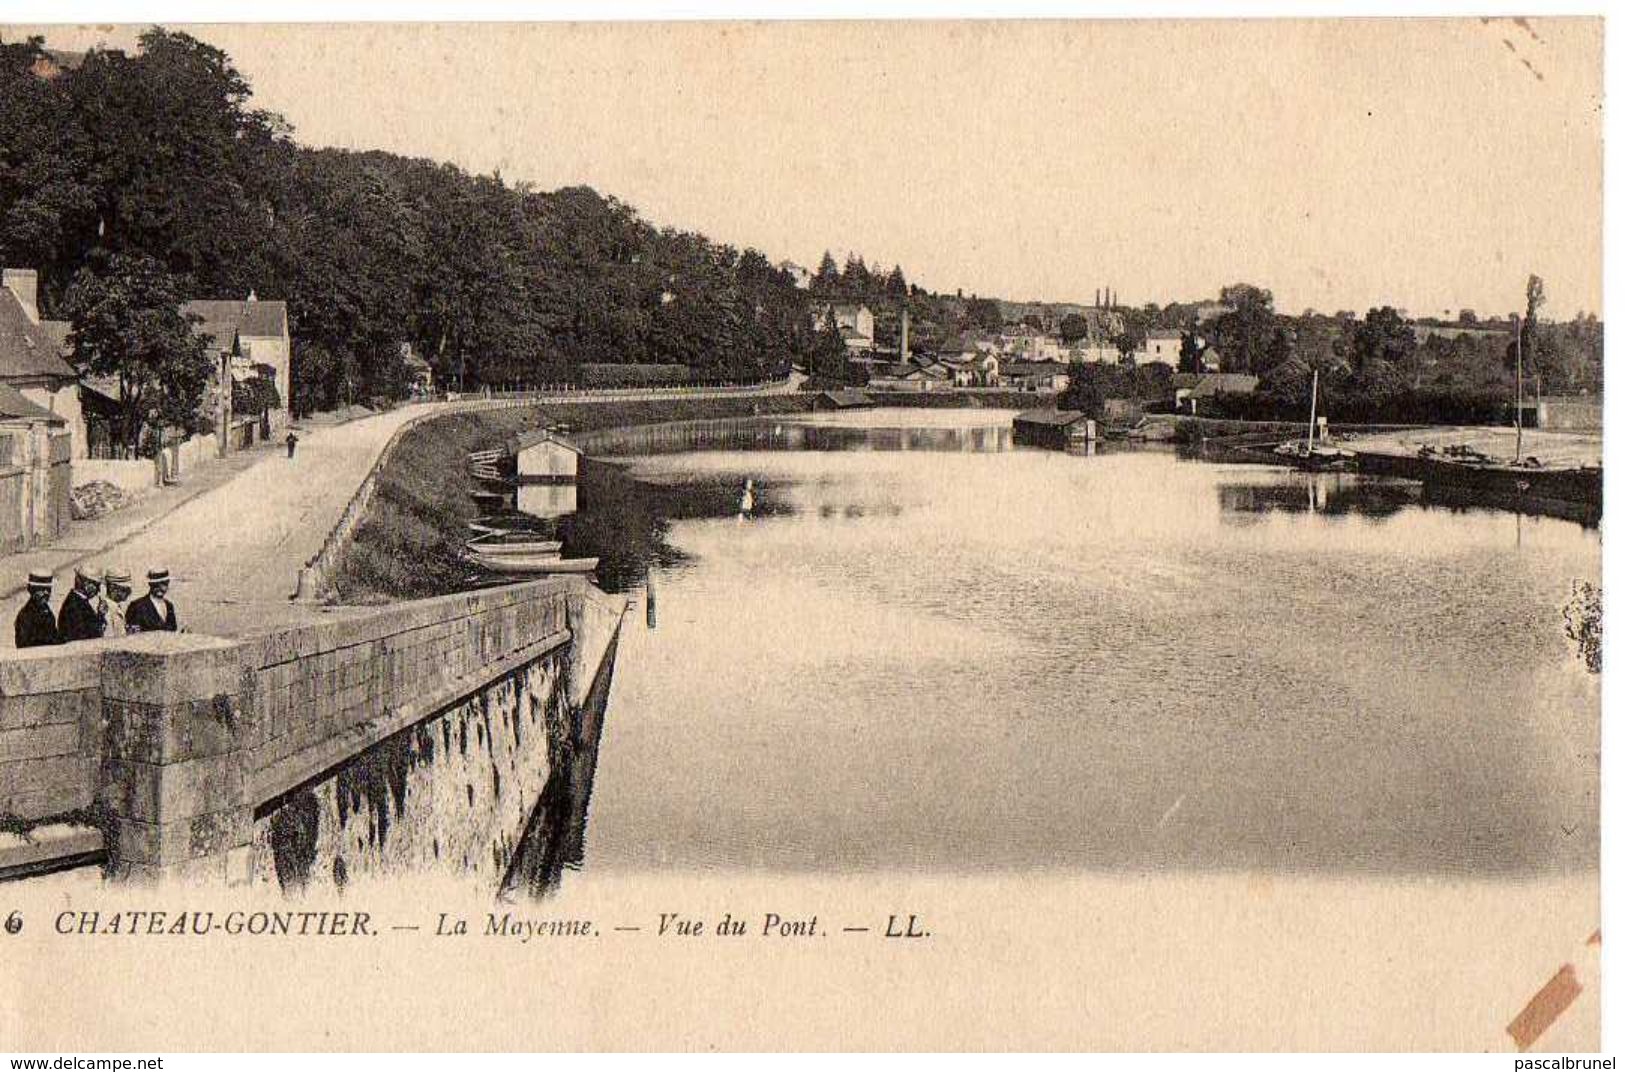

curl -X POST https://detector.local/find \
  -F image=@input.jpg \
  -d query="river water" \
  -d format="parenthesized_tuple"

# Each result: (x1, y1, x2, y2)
(547, 408, 1599, 881)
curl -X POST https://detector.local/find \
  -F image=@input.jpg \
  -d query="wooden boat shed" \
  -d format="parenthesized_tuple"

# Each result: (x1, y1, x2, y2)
(815, 389, 877, 410)
(506, 428, 585, 481)
(1012, 409, 1097, 451)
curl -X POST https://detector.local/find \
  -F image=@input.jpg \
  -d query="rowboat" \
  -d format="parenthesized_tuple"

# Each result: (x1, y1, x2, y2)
(466, 550, 599, 575)
(465, 535, 563, 555)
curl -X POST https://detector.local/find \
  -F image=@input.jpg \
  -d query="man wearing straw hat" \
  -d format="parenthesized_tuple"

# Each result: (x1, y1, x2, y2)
(127, 568, 179, 634)
(102, 567, 133, 638)
(14, 570, 60, 648)
(57, 566, 106, 643)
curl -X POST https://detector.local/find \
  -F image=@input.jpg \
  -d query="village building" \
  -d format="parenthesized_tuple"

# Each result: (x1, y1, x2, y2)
(1001, 359, 1070, 392)
(1, 269, 85, 459)
(1068, 341, 1121, 365)
(810, 302, 875, 352)
(1142, 329, 1183, 368)
(181, 294, 292, 434)
(1171, 372, 1260, 414)
(402, 342, 434, 396)
(814, 389, 876, 411)
(868, 359, 949, 392)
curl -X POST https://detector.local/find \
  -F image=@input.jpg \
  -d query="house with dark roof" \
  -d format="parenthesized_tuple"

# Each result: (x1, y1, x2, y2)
(1012, 409, 1097, 451)
(1001, 360, 1071, 392)
(1171, 373, 1260, 414)
(868, 360, 949, 392)
(181, 293, 292, 433)
(815, 390, 876, 410)
(1, 268, 84, 458)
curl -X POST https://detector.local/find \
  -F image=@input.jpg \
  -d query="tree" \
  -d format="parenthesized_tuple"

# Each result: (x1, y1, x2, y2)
(62, 252, 212, 454)
(813, 250, 840, 293)
(1057, 361, 1107, 419)
(884, 265, 907, 298)
(1209, 284, 1279, 374)
(965, 297, 1002, 332)
(1351, 306, 1418, 384)
(1114, 323, 1148, 362)
(1510, 274, 1548, 388)
(809, 317, 849, 382)
(231, 362, 282, 416)
(1219, 283, 1273, 310)
(1058, 313, 1089, 342)
(1458, 308, 1478, 325)
(1177, 332, 1204, 374)
(0, 39, 96, 304)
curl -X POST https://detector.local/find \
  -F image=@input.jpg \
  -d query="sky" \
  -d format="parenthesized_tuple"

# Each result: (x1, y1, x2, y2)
(9, 17, 1604, 318)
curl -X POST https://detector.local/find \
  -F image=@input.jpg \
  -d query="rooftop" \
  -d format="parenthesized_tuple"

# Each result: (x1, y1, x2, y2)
(181, 298, 289, 343)
(0, 290, 77, 381)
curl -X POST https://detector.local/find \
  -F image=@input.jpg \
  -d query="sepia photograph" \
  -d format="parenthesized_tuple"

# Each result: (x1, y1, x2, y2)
(0, 10, 1607, 1055)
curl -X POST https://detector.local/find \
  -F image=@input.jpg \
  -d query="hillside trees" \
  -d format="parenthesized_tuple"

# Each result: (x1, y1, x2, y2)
(62, 251, 212, 453)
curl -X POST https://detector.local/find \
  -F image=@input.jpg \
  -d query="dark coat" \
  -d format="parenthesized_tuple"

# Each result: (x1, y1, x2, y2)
(126, 594, 178, 634)
(14, 599, 60, 648)
(57, 589, 105, 643)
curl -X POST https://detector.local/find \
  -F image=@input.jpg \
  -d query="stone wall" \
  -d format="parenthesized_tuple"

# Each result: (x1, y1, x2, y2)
(0, 576, 622, 886)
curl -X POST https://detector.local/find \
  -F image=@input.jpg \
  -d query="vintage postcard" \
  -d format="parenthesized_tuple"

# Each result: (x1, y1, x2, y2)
(0, 15, 1605, 1053)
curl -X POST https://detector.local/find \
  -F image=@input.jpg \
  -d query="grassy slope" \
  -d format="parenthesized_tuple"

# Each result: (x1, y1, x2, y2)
(328, 396, 817, 601)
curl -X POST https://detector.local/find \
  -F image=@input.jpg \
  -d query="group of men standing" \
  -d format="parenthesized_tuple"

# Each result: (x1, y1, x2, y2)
(14, 566, 180, 648)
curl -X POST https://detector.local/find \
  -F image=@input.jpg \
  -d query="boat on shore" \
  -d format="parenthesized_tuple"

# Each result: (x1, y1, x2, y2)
(1273, 369, 1356, 471)
(465, 534, 563, 555)
(466, 550, 599, 575)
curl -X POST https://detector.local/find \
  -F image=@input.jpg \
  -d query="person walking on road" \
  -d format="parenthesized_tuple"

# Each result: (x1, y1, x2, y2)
(285, 430, 299, 459)
(14, 571, 60, 648)
(57, 566, 106, 643)
(127, 568, 179, 634)
(102, 566, 132, 638)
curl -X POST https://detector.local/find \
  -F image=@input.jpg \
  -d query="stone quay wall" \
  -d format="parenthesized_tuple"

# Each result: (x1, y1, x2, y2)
(0, 576, 604, 883)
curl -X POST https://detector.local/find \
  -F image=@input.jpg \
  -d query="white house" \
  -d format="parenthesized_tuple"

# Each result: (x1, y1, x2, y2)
(1141, 329, 1183, 368)
(810, 302, 875, 352)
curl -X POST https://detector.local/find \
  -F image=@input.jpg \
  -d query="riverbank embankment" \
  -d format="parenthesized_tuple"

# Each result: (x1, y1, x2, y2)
(327, 395, 820, 602)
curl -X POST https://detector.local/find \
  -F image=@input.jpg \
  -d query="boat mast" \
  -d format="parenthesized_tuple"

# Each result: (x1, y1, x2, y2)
(1306, 368, 1319, 451)
(1513, 313, 1524, 462)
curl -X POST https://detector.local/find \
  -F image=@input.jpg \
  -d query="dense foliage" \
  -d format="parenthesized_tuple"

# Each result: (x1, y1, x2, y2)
(0, 32, 1601, 429)
(0, 31, 817, 415)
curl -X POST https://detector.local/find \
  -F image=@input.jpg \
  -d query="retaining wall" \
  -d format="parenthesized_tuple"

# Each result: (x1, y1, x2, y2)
(0, 576, 619, 884)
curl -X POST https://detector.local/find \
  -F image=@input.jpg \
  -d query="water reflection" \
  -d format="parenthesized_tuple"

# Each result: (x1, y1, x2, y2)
(516, 482, 578, 519)
(499, 624, 621, 898)
(590, 417, 1013, 457)
(1217, 475, 1420, 519)
(568, 411, 1599, 881)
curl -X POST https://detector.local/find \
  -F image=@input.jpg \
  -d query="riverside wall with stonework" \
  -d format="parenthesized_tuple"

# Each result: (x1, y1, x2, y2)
(0, 576, 625, 887)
